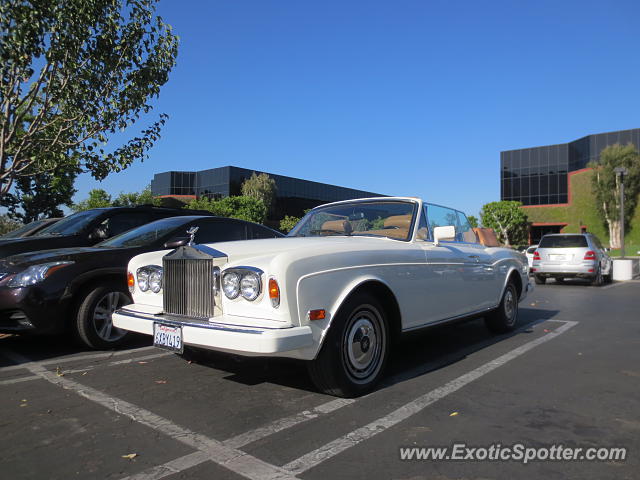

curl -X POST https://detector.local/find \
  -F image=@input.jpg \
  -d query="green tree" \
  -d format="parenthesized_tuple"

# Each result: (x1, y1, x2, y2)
(0, 214, 21, 235)
(184, 195, 267, 224)
(480, 201, 528, 247)
(467, 215, 479, 228)
(0, 0, 179, 197)
(73, 188, 112, 211)
(589, 144, 640, 248)
(1, 161, 79, 222)
(279, 215, 300, 233)
(241, 172, 277, 215)
(113, 185, 161, 207)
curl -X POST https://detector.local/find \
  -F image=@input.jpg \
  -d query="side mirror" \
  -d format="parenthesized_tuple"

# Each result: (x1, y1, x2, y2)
(164, 237, 189, 249)
(433, 225, 456, 246)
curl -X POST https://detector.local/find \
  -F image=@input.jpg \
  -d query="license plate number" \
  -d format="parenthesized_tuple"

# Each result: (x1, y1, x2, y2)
(550, 254, 566, 261)
(153, 323, 183, 353)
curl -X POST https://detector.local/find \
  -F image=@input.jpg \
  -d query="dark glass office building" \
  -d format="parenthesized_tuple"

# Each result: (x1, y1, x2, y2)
(151, 166, 384, 218)
(501, 128, 640, 206)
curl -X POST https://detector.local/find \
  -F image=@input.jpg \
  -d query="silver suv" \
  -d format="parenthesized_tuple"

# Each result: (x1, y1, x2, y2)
(532, 233, 613, 286)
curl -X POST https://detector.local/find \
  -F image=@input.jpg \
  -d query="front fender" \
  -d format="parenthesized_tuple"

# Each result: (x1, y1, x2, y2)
(296, 269, 398, 359)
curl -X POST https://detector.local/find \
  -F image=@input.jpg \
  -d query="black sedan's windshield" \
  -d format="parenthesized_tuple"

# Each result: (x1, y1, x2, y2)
(35, 210, 105, 236)
(98, 217, 190, 248)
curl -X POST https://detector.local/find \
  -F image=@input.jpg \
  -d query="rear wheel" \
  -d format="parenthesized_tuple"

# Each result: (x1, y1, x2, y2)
(75, 283, 131, 349)
(534, 275, 546, 285)
(485, 282, 519, 334)
(307, 293, 389, 398)
(591, 267, 604, 286)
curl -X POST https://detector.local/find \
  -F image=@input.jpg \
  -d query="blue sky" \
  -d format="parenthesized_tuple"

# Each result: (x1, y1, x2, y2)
(74, 0, 640, 217)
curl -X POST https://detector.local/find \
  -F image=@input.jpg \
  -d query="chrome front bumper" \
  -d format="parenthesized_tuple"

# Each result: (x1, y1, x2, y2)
(112, 307, 315, 359)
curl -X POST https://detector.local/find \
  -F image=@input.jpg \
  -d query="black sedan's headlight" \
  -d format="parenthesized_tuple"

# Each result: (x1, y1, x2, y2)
(7, 262, 74, 288)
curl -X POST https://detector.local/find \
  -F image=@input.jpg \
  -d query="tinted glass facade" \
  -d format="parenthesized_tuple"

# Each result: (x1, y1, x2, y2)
(501, 128, 640, 206)
(151, 166, 384, 217)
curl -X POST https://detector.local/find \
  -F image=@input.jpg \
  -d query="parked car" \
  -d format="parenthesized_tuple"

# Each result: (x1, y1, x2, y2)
(113, 197, 532, 397)
(531, 233, 612, 285)
(0, 205, 214, 259)
(522, 244, 538, 270)
(0, 218, 61, 239)
(0, 215, 283, 349)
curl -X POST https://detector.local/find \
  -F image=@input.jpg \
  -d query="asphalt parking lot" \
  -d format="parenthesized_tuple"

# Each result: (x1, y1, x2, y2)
(1, 279, 639, 480)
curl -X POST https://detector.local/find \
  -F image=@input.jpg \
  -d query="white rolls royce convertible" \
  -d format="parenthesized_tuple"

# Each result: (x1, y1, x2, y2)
(113, 197, 533, 397)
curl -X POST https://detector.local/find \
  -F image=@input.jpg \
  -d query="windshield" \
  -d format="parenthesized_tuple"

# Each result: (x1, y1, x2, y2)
(289, 201, 416, 241)
(98, 216, 189, 248)
(1, 219, 48, 239)
(539, 235, 588, 248)
(35, 210, 104, 236)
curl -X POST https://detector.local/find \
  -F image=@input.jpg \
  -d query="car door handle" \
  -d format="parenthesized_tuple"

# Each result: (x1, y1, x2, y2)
(467, 255, 480, 259)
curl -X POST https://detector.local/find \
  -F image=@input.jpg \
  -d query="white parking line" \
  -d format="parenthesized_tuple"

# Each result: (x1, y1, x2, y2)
(283, 320, 578, 475)
(3, 350, 300, 480)
(0, 375, 40, 385)
(0, 346, 157, 372)
(120, 398, 357, 480)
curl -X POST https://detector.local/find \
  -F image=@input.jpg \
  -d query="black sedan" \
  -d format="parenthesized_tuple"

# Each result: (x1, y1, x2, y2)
(0, 205, 213, 259)
(0, 215, 283, 349)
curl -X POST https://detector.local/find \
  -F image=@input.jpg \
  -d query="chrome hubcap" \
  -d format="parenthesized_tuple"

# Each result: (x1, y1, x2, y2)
(504, 288, 516, 325)
(342, 306, 385, 382)
(93, 292, 127, 342)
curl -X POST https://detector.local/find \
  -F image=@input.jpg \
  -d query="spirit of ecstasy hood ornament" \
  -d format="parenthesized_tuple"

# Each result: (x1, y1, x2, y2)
(187, 226, 199, 246)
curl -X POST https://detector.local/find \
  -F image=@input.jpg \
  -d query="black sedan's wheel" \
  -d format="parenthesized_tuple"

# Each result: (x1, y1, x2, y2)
(485, 282, 519, 334)
(76, 283, 131, 349)
(307, 293, 389, 398)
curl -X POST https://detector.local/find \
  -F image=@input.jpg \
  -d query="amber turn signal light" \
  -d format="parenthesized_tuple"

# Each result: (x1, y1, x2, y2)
(268, 278, 280, 308)
(309, 309, 326, 321)
(127, 271, 135, 293)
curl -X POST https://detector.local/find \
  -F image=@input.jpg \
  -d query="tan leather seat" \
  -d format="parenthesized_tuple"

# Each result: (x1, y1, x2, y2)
(473, 227, 500, 247)
(384, 215, 412, 229)
(321, 219, 352, 234)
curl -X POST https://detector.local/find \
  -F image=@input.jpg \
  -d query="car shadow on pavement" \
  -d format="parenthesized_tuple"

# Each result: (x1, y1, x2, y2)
(0, 332, 151, 368)
(176, 307, 561, 396)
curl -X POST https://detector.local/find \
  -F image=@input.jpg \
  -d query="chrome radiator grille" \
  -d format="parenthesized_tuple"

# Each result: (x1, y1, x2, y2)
(162, 257, 215, 318)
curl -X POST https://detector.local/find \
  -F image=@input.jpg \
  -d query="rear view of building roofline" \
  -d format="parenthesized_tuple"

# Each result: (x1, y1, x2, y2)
(151, 165, 384, 219)
(500, 127, 640, 244)
(501, 127, 640, 207)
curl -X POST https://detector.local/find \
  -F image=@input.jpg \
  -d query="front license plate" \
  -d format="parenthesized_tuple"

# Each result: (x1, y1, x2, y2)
(550, 254, 566, 261)
(153, 323, 183, 353)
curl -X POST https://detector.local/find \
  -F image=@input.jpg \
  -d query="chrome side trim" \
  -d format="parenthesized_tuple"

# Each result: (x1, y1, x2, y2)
(401, 304, 499, 333)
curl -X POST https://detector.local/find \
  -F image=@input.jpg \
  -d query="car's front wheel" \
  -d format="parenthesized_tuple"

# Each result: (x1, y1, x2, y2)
(485, 282, 519, 334)
(307, 293, 389, 398)
(75, 283, 132, 349)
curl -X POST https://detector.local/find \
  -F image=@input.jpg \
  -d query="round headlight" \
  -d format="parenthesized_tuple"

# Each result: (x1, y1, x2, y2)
(137, 268, 150, 292)
(222, 271, 240, 299)
(240, 272, 261, 301)
(149, 268, 163, 293)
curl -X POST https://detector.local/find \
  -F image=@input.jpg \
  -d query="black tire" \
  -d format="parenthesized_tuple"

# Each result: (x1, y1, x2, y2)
(534, 275, 546, 285)
(485, 282, 519, 334)
(591, 267, 603, 286)
(75, 283, 132, 349)
(307, 292, 389, 398)
(555, 277, 565, 284)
